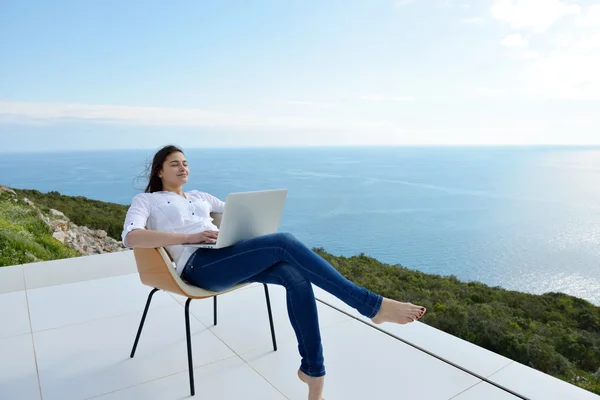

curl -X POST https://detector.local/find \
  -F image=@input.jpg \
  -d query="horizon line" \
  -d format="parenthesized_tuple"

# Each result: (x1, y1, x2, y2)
(2, 143, 600, 155)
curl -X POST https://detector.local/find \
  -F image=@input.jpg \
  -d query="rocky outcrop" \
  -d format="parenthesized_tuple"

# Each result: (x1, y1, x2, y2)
(0, 186, 17, 196)
(40, 208, 126, 255)
(0, 186, 126, 256)
(572, 375, 589, 383)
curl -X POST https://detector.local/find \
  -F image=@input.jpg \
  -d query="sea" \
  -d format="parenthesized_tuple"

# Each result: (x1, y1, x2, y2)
(1, 146, 599, 305)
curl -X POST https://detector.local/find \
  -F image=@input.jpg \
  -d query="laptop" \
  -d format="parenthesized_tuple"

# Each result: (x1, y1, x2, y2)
(183, 189, 288, 249)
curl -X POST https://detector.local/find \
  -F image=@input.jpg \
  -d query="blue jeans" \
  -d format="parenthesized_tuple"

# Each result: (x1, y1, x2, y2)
(181, 232, 383, 378)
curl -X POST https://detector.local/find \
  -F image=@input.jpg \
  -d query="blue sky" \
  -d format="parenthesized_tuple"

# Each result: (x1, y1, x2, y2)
(1, 0, 599, 152)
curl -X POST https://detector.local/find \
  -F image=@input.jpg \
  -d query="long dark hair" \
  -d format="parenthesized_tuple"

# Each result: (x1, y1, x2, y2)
(144, 145, 185, 193)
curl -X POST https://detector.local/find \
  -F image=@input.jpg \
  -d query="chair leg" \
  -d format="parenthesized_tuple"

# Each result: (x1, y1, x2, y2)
(263, 284, 278, 351)
(130, 288, 159, 358)
(213, 295, 218, 326)
(185, 298, 195, 396)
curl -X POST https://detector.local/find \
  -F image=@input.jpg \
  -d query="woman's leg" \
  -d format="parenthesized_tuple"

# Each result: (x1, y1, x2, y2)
(181, 233, 425, 400)
(182, 232, 383, 319)
(243, 262, 325, 378)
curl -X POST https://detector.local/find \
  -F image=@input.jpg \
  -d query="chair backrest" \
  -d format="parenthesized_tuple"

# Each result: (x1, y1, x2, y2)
(131, 212, 223, 297)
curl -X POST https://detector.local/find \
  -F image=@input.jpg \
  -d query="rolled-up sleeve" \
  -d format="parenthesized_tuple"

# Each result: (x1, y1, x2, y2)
(122, 194, 151, 248)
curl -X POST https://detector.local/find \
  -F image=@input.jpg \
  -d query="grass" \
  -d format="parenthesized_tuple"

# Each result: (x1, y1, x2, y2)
(0, 191, 78, 266)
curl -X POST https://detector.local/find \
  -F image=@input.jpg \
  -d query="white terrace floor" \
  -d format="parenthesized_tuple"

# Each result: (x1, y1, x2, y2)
(1, 251, 598, 400)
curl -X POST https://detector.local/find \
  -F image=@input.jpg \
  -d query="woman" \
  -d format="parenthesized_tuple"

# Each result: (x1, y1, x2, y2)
(122, 145, 426, 400)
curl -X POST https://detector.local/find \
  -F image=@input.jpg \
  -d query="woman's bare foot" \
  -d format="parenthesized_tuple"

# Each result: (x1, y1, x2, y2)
(371, 298, 426, 325)
(298, 369, 325, 400)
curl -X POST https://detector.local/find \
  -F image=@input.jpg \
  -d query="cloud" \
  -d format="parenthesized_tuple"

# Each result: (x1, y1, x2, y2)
(0, 101, 222, 126)
(473, 86, 509, 96)
(490, 1, 600, 100)
(281, 101, 336, 108)
(395, 0, 418, 7)
(491, 0, 581, 33)
(511, 50, 540, 60)
(577, 4, 600, 27)
(501, 33, 529, 47)
(524, 32, 600, 100)
(0, 100, 395, 131)
(461, 16, 484, 25)
(360, 95, 416, 102)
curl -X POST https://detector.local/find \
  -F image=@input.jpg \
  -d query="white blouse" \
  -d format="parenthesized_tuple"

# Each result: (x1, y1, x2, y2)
(121, 190, 225, 275)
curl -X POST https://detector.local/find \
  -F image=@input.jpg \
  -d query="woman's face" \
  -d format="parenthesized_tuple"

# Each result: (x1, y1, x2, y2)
(159, 151, 189, 187)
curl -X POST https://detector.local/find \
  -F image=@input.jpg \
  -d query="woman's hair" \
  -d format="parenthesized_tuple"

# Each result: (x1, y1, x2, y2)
(144, 145, 185, 193)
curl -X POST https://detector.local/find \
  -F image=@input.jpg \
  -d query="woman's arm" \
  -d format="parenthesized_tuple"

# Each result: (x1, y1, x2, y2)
(126, 228, 218, 248)
(124, 229, 192, 248)
(122, 193, 219, 249)
(122, 194, 187, 248)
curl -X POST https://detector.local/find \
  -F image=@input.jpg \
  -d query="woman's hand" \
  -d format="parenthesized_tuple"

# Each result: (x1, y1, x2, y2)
(185, 230, 219, 244)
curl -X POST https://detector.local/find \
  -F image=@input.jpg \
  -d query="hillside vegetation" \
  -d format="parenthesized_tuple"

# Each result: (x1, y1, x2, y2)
(12, 188, 128, 240)
(1, 187, 598, 394)
(0, 190, 78, 265)
(316, 249, 600, 394)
